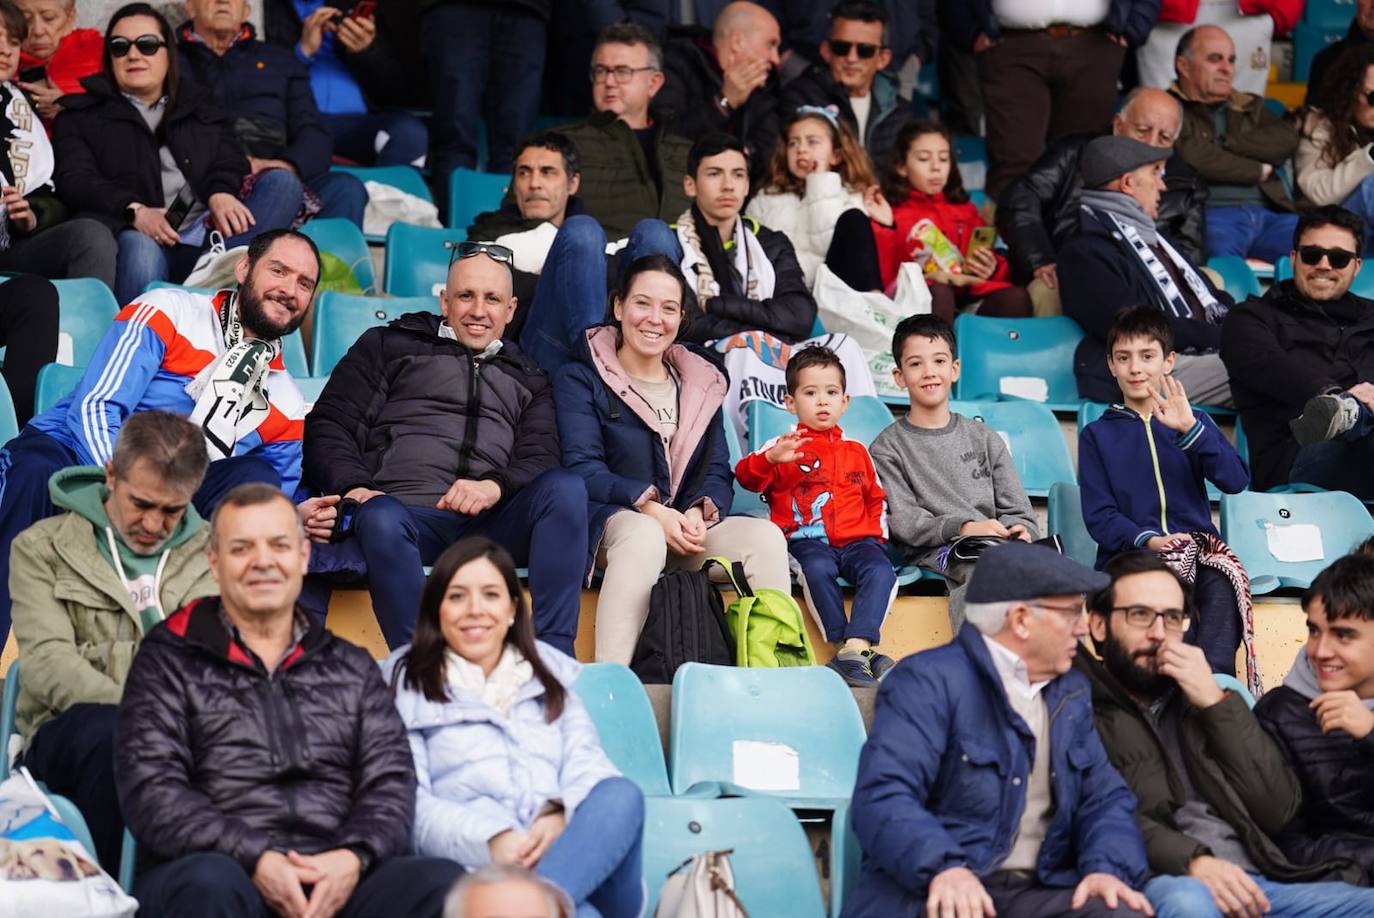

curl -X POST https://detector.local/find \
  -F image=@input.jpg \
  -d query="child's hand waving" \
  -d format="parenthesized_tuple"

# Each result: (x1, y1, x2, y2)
(765, 431, 812, 465)
(1149, 375, 1196, 434)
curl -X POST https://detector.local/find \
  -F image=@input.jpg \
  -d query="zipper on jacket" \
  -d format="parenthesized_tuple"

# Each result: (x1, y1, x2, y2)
(1139, 413, 1169, 535)
(455, 354, 483, 479)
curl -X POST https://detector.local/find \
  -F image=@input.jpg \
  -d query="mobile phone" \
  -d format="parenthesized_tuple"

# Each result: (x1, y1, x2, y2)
(164, 184, 194, 230)
(967, 225, 996, 258)
(350, 1, 376, 19)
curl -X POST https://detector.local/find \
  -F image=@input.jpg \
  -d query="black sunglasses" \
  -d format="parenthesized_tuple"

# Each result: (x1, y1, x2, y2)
(108, 34, 166, 58)
(1298, 245, 1358, 269)
(446, 240, 514, 266)
(827, 39, 881, 59)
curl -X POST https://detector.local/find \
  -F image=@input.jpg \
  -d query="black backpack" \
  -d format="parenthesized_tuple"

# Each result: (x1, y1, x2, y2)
(631, 566, 737, 684)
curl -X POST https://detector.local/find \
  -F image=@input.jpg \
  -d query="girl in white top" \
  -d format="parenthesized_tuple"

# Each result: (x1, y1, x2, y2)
(1296, 42, 1374, 242)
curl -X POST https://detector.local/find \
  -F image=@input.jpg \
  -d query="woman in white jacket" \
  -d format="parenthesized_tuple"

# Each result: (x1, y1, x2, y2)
(1296, 42, 1374, 248)
(384, 536, 645, 917)
(745, 106, 891, 291)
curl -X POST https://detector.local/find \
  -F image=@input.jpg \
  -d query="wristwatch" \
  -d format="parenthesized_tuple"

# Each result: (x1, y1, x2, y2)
(716, 94, 733, 115)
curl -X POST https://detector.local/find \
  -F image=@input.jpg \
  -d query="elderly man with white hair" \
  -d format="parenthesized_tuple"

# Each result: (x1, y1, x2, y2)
(444, 865, 573, 918)
(844, 540, 1155, 918)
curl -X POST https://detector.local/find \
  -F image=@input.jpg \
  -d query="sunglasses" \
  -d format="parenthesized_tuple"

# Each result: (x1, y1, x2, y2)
(446, 240, 514, 266)
(108, 34, 166, 58)
(827, 39, 881, 59)
(1298, 245, 1358, 269)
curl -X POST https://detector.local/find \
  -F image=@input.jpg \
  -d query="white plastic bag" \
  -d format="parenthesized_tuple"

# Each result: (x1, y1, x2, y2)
(812, 262, 931, 396)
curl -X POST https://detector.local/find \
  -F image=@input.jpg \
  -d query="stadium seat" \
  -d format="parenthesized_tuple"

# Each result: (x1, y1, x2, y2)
(143, 281, 311, 378)
(1302, 0, 1356, 30)
(951, 399, 1076, 498)
(1215, 672, 1257, 708)
(310, 292, 436, 376)
(744, 395, 893, 452)
(1262, 97, 1288, 118)
(1, 660, 17, 779)
(723, 414, 768, 520)
(1293, 21, 1346, 82)
(953, 135, 987, 191)
(294, 376, 329, 411)
(383, 223, 466, 296)
(1220, 489, 1374, 593)
(0, 380, 16, 443)
(642, 796, 827, 917)
(299, 218, 378, 293)
(52, 278, 119, 367)
(952, 314, 1085, 412)
(1235, 416, 1250, 465)
(447, 168, 510, 233)
(330, 165, 432, 203)
(1206, 255, 1262, 301)
(33, 362, 85, 416)
(1352, 268, 1374, 300)
(572, 663, 671, 796)
(1274, 257, 1293, 281)
(1048, 481, 1099, 570)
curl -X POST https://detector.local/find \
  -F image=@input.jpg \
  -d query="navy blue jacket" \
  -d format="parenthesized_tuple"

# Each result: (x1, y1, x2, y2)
(844, 623, 1149, 917)
(177, 22, 333, 181)
(1079, 409, 1249, 568)
(941, 0, 1159, 51)
(554, 326, 733, 578)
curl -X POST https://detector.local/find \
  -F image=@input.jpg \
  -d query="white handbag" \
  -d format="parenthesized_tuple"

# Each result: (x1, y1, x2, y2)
(654, 849, 749, 918)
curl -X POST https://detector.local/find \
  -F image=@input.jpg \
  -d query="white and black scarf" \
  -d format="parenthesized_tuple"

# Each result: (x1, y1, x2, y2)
(676, 205, 776, 305)
(184, 293, 281, 459)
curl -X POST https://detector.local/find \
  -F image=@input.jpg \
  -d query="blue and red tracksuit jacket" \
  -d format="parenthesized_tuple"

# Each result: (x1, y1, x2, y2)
(27, 287, 305, 494)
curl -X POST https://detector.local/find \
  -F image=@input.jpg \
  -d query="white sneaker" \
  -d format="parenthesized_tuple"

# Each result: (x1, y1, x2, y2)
(1290, 393, 1361, 446)
(183, 231, 248, 290)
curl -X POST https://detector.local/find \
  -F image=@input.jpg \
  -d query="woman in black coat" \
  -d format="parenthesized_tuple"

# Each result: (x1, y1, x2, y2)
(52, 3, 304, 303)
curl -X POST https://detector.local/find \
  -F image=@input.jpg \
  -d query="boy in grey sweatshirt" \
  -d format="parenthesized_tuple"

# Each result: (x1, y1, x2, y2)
(870, 315, 1037, 630)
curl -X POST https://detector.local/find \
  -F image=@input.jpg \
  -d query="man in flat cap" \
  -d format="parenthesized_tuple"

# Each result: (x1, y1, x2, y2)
(844, 541, 1155, 918)
(1058, 135, 1236, 407)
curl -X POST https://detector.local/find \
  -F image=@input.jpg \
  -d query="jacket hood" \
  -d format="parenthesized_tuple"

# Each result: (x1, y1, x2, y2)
(1283, 647, 1374, 708)
(48, 464, 204, 550)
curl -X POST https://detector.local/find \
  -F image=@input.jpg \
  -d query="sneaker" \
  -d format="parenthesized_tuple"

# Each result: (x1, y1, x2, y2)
(827, 649, 878, 686)
(1290, 393, 1360, 447)
(183, 231, 249, 290)
(861, 649, 896, 681)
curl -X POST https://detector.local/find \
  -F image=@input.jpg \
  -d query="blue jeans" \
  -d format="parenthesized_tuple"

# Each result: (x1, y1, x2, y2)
(1145, 873, 1374, 917)
(309, 468, 588, 651)
(519, 216, 682, 375)
(1186, 565, 1242, 677)
(1289, 397, 1374, 500)
(537, 777, 645, 918)
(1205, 204, 1300, 263)
(788, 537, 896, 643)
(323, 111, 429, 167)
(310, 170, 368, 228)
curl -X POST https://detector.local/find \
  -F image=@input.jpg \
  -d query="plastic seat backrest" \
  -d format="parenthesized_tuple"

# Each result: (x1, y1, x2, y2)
(746, 396, 893, 453)
(33, 362, 87, 416)
(52, 278, 119, 368)
(310, 292, 436, 376)
(1, 660, 18, 779)
(952, 314, 1085, 409)
(330, 165, 433, 203)
(447, 169, 510, 232)
(1274, 256, 1294, 281)
(1205, 255, 1263, 301)
(300, 218, 377, 293)
(723, 412, 769, 519)
(384, 223, 467, 296)
(0, 379, 16, 444)
(950, 399, 1075, 498)
(1220, 489, 1374, 592)
(573, 663, 671, 796)
(1048, 481, 1099, 570)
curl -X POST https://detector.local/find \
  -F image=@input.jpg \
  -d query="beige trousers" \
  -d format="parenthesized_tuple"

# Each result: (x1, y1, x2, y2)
(594, 511, 791, 664)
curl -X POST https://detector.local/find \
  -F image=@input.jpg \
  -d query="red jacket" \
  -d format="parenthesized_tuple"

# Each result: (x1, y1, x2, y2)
(20, 28, 101, 99)
(874, 189, 1013, 297)
(734, 423, 887, 546)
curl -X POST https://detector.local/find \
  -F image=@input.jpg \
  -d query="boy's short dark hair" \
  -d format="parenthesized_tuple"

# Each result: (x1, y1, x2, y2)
(688, 133, 748, 177)
(785, 345, 846, 394)
(1304, 553, 1374, 622)
(891, 314, 956, 364)
(1294, 204, 1364, 256)
(1106, 305, 1174, 355)
(513, 131, 581, 180)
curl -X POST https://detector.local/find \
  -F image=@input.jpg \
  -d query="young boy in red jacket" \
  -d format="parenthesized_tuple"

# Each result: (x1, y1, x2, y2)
(735, 346, 896, 685)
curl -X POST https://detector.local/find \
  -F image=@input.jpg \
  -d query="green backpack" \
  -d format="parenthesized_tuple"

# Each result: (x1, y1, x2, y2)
(704, 557, 817, 669)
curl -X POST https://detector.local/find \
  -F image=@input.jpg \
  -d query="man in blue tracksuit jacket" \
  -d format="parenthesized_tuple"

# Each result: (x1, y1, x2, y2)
(845, 541, 1152, 917)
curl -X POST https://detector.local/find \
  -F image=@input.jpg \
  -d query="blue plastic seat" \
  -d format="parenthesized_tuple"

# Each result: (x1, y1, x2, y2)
(447, 168, 510, 233)
(1, 660, 17, 779)
(744, 395, 893, 453)
(1215, 672, 1257, 708)
(33, 362, 86, 416)
(52, 278, 119, 367)
(1293, 21, 1347, 81)
(722, 414, 769, 520)
(952, 314, 1085, 412)
(330, 165, 432, 203)
(294, 376, 330, 411)
(299, 218, 377, 293)
(0, 379, 16, 443)
(1206, 255, 1263, 301)
(1220, 489, 1374, 594)
(572, 663, 671, 796)
(142, 281, 311, 378)
(642, 796, 827, 917)
(310, 292, 436, 376)
(1302, 0, 1357, 30)
(950, 399, 1075, 498)
(383, 223, 467, 296)
(1274, 256, 1294, 281)
(1048, 481, 1099, 570)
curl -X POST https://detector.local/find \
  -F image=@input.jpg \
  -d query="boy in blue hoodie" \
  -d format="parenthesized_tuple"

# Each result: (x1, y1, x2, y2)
(1079, 305, 1250, 674)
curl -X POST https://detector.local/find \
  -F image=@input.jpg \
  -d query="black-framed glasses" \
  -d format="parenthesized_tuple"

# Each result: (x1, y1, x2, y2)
(589, 64, 656, 84)
(1298, 245, 1357, 269)
(446, 240, 514, 266)
(827, 39, 881, 59)
(1112, 605, 1191, 632)
(108, 34, 166, 58)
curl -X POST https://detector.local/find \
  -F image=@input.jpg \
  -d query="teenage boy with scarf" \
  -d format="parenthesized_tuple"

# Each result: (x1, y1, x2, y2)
(0, 228, 332, 642)
(1058, 135, 1236, 407)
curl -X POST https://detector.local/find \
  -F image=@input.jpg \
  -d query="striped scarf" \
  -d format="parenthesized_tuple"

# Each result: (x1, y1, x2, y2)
(1160, 532, 1262, 696)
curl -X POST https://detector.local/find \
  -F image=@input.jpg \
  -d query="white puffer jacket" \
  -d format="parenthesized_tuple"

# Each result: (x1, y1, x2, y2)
(746, 170, 866, 286)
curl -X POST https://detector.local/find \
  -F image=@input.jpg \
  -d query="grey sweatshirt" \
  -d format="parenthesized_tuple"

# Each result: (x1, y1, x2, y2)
(870, 412, 1038, 556)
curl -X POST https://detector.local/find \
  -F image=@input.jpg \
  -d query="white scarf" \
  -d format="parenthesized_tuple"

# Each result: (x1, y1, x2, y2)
(184, 293, 281, 459)
(676, 209, 776, 305)
(444, 645, 534, 717)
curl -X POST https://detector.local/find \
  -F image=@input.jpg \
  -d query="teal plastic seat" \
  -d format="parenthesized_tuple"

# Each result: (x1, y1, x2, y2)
(1214, 673, 1256, 708)
(384, 223, 467, 296)
(294, 376, 330, 411)
(33, 362, 86, 416)
(447, 168, 510, 232)
(952, 314, 1085, 412)
(1303, 0, 1357, 28)
(142, 281, 310, 378)
(951, 399, 1075, 498)
(1352, 269, 1374, 300)
(0, 379, 16, 443)
(573, 663, 671, 796)
(722, 414, 768, 520)
(1, 660, 17, 779)
(52, 278, 119, 367)
(310, 292, 436, 375)
(1220, 489, 1374, 594)
(1048, 481, 1099, 570)
(1205, 255, 1262, 301)
(330, 165, 432, 202)
(299, 218, 378, 293)
(1293, 21, 1345, 81)
(1274, 256, 1294, 281)
(642, 796, 826, 917)
(744, 395, 893, 452)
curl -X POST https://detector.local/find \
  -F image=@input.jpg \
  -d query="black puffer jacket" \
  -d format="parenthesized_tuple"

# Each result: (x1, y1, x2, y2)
(1256, 685, 1374, 883)
(304, 311, 559, 505)
(996, 133, 1207, 281)
(114, 597, 415, 874)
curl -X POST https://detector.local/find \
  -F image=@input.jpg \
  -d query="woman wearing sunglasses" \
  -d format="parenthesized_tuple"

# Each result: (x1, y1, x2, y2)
(1297, 42, 1374, 254)
(51, 2, 304, 304)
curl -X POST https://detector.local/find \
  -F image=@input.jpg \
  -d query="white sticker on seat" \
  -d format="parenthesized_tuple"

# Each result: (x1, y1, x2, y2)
(731, 739, 800, 792)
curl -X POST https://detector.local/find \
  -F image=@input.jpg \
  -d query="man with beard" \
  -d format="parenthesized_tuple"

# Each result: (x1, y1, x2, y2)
(1079, 551, 1374, 917)
(0, 228, 329, 642)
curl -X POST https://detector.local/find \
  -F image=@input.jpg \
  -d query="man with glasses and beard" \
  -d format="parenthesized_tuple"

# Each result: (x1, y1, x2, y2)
(0, 228, 327, 644)
(1079, 551, 1374, 917)
(1222, 205, 1374, 497)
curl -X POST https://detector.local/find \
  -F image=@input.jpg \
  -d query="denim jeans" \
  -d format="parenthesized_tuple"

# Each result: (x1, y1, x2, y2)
(537, 777, 645, 918)
(0, 218, 117, 286)
(1204, 204, 1300, 263)
(1146, 872, 1374, 917)
(323, 111, 429, 167)
(518, 216, 682, 375)
(1289, 397, 1374, 500)
(789, 536, 897, 643)
(309, 170, 368, 228)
